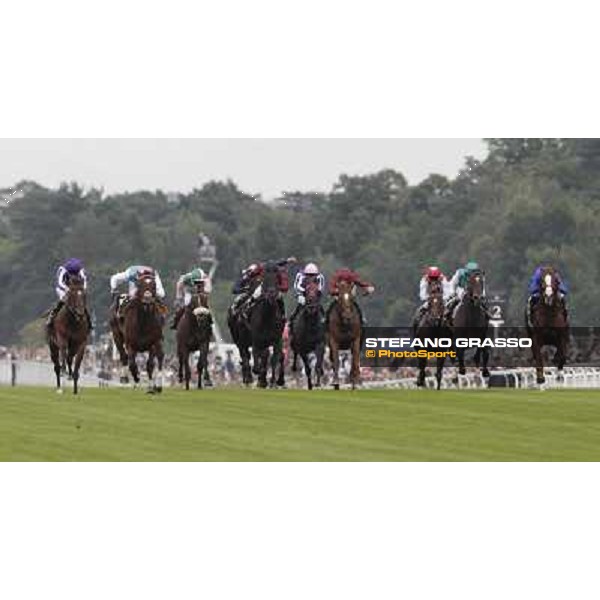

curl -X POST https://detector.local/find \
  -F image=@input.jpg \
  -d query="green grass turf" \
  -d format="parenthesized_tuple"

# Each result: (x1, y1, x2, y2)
(1, 385, 600, 461)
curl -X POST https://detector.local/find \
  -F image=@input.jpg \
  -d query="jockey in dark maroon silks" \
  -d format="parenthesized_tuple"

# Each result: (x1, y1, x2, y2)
(231, 256, 296, 317)
(326, 268, 375, 326)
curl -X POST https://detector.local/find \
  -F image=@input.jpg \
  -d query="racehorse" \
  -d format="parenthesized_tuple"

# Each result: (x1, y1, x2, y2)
(414, 280, 451, 390)
(249, 261, 286, 388)
(228, 291, 255, 386)
(119, 273, 166, 393)
(47, 275, 90, 394)
(452, 270, 490, 378)
(109, 295, 130, 384)
(327, 279, 362, 390)
(290, 278, 325, 390)
(526, 266, 569, 385)
(176, 284, 213, 390)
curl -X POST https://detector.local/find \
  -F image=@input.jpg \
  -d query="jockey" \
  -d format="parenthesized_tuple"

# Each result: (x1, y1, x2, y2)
(231, 256, 297, 315)
(326, 268, 375, 326)
(46, 258, 92, 329)
(527, 265, 569, 319)
(446, 260, 493, 322)
(110, 265, 166, 308)
(289, 262, 326, 325)
(448, 261, 484, 300)
(170, 267, 213, 330)
(413, 266, 451, 328)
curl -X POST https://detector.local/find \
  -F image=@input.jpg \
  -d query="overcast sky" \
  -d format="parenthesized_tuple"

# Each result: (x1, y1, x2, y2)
(0, 139, 487, 199)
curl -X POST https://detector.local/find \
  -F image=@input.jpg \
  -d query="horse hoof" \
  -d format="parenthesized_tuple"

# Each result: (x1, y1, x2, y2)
(154, 386, 163, 394)
(482, 369, 490, 378)
(333, 384, 340, 391)
(56, 389, 64, 395)
(458, 368, 466, 376)
(204, 381, 214, 388)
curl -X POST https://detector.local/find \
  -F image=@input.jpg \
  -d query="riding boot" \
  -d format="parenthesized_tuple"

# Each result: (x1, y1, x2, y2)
(289, 303, 301, 329)
(278, 298, 286, 322)
(170, 306, 185, 330)
(46, 301, 64, 329)
(354, 300, 366, 326)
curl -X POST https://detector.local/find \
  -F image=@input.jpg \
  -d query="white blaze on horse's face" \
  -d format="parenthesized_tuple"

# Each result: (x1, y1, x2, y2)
(343, 293, 350, 302)
(544, 274, 553, 298)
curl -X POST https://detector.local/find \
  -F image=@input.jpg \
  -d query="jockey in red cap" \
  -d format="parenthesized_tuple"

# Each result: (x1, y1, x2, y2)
(231, 256, 297, 318)
(326, 268, 375, 326)
(413, 265, 451, 330)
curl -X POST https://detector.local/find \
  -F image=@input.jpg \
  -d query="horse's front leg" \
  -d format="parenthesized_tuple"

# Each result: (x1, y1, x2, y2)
(72, 345, 86, 395)
(330, 342, 340, 390)
(416, 356, 427, 387)
(531, 337, 545, 385)
(457, 347, 466, 376)
(50, 342, 62, 393)
(154, 344, 165, 393)
(302, 352, 313, 390)
(481, 347, 490, 379)
(436, 356, 445, 390)
(202, 344, 213, 387)
(127, 348, 140, 386)
(350, 337, 361, 389)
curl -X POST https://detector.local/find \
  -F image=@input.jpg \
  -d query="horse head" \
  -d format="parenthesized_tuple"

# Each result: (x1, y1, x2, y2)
(65, 276, 87, 321)
(261, 262, 280, 305)
(540, 266, 561, 308)
(192, 281, 209, 309)
(304, 278, 322, 315)
(337, 280, 355, 321)
(427, 288, 445, 323)
(466, 270, 485, 305)
(137, 273, 157, 306)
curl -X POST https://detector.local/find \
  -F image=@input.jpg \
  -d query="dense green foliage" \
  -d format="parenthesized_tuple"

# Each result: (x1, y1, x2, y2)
(1, 138, 600, 344)
(1, 386, 600, 460)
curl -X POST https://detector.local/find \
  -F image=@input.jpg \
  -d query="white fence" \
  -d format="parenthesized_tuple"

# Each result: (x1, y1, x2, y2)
(0, 359, 119, 388)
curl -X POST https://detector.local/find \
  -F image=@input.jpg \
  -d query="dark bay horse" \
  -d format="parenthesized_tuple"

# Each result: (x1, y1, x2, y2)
(47, 276, 90, 394)
(249, 262, 286, 388)
(327, 280, 362, 390)
(290, 278, 325, 390)
(120, 274, 166, 393)
(176, 286, 213, 390)
(415, 281, 452, 390)
(452, 270, 490, 378)
(228, 295, 254, 386)
(526, 266, 569, 385)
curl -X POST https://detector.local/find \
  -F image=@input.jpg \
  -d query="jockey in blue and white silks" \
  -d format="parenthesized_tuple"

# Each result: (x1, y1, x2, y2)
(47, 258, 92, 328)
(110, 265, 166, 300)
(289, 262, 326, 325)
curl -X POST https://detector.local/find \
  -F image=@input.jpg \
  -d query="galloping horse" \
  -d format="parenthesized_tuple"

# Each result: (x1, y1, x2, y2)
(176, 284, 213, 390)
(290, 278, 325, 390)
(327, 280, 362, 390)
(228, 291, 255, 386)
(452, 270, 490, 378)
(414, 280, 451, 390)
(118, 273, 166, 393)
(526, 266, 569, 384)
(249, 261, 286, 388)
(47, 275, 90, 394)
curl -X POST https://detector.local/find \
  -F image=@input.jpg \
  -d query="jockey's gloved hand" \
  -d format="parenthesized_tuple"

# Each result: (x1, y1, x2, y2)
(297, 295, 306, 306)
(366, 286, 375, 295)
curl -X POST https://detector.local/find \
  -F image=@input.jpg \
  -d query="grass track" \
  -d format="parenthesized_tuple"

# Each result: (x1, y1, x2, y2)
(1, 385, 600, 461)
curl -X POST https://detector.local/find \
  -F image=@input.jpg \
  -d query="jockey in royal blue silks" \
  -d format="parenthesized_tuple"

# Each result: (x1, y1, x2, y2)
(527, 265, 569, 320)
(46, 258, 92, 329)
